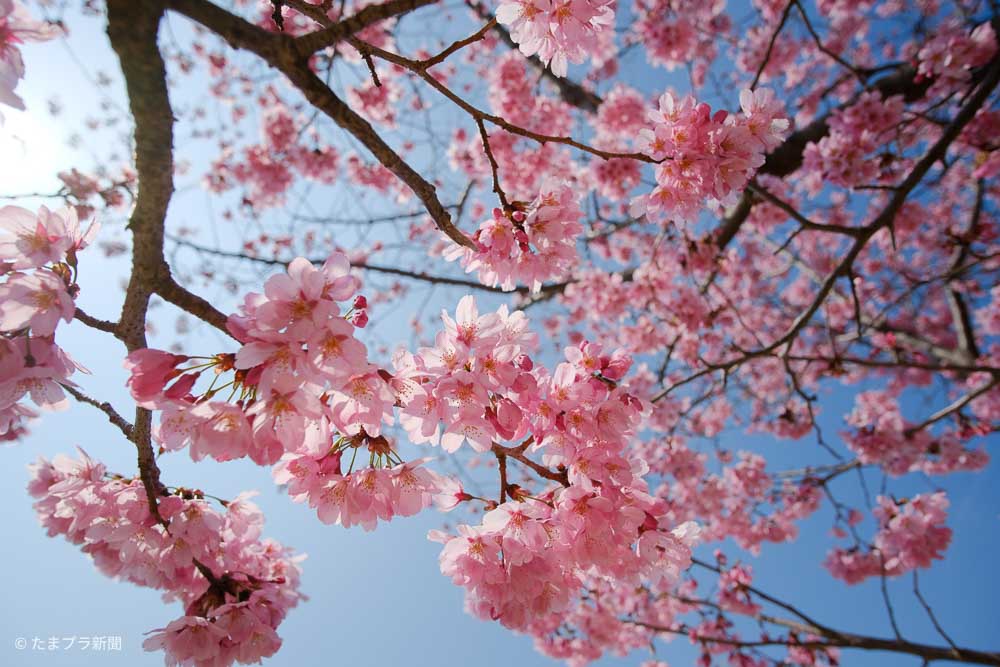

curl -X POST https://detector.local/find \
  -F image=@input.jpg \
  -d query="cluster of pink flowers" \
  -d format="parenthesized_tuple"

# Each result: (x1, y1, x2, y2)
(802, 92, 905, 190)
(28, 450, 303, 667)
(206, 100, 339, 209)
(392, 305, 701, 634)
(631, 0, 729, 84)
(844, 390, 988, 476)
(345, 154, 411, 202)
(273, 452, 445, 531)
(825, 492, 952, 584)
(917, 21, 996, 96)
(125, 252, 453, 530)
(448, 54, 581, 207)
(716, 563, 761, 616)
(631, 88, 789, 223)
(961, 109, 1000, 180)
(642, 439, 823, 554)
(434, 498, 697, 634)
(488, 52, 574, 137)
(348, 73, 402, 128)
(445, 182, 582, 291)
(495, 0, 615, 76)
(126, 253, 373, 461)
(592, 83, 648, 142)
(56, 168, 132, 220)
(0, 205, 97, 440)
(0, 0, 57, 117)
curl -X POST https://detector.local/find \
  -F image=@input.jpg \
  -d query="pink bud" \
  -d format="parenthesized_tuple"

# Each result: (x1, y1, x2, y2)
(350, 310, 369, 328)
(352, 295, 368, 310)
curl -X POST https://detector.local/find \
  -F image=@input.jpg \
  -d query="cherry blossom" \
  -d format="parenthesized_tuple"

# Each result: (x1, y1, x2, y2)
(495, 0, 616, 76)
(0, 0, 58, 115)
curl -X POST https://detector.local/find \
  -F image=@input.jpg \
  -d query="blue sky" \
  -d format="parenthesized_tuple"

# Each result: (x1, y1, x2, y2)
(1, 2, 998, 667)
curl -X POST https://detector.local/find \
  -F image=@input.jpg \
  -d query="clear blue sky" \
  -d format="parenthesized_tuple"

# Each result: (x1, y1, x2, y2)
(1, 3, 998, 667)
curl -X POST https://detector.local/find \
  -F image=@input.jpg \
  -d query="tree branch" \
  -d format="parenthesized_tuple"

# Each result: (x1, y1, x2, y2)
(293, 0, 438, 54)
(107, 0, 174, 523)
(166, 0, 477, 249)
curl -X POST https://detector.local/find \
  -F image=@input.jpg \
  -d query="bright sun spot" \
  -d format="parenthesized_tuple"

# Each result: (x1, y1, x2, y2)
(0, 108, 74, 197)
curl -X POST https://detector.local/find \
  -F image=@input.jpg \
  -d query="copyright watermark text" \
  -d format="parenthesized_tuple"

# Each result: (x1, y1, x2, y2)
(13, 636, 123, 652)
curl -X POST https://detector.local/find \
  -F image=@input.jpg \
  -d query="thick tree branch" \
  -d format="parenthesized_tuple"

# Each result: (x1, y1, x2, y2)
(106, 0, 174, 522)
(905, 378, 1000, 435)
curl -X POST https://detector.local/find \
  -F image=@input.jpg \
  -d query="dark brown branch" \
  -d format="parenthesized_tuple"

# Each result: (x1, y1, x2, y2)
(638, 576, 1000, 665)
(476, 117, 510, 210)
(157, 274, 232, 334)
(785, 354, 1000, 376)
(422, 18, 496, 69)
(947, 179, 985, 360)
(107, 0, 174, 523)
(495, 449, 509, 503)
(491, 441, 569, 487)
(913, 571, 960, 652)
(73, 307, 119, 334)
(904, 378, 1000, 435)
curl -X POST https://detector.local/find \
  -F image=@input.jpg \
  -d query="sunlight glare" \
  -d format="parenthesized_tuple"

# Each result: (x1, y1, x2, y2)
(0, 107, 74, 197)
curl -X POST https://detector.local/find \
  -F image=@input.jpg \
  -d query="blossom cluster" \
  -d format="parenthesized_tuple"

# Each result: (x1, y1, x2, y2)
(917, 21, 996, 96)
(643, 440, 823, 554)
(631, 88, 789, 223)
(436, 497, 698, 636)
(0, 0, 57, 117)
(445, 182, 583, 291)
(844, 390, 988, 476)
(0, 205, 97, 441)
(128, 254, 369, 456)
(825, 492, 952, 584)
(495, 0, 616, 76)
(802, 91, 906, 190)
(124, 258, 701, 651)
(125, 251, 450, 530)
(206, 100, 339, 209)
(487, 52, 574, 137)
(631, 0, 729, 84)
(28, 450, 303, 667)
(397, 308, 700, 636)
